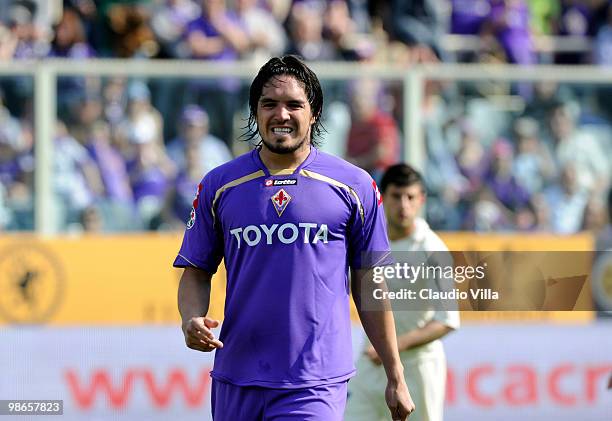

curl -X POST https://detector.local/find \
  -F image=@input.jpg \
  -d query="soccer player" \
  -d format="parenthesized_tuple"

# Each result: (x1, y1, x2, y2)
(345, 164, 460, 421)
(174, 55, 414, 420)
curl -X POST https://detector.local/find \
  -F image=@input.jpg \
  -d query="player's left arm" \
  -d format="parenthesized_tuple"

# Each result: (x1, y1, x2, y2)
(352, 268, 415, 420)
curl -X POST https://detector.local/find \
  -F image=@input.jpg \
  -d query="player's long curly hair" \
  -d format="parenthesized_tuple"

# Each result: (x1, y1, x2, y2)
(242, 55, 324, 147)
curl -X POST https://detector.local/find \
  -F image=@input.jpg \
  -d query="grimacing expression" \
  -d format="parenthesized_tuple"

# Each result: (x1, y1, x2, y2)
(256, 75, 315, 154)
(383, 183, 426, 229)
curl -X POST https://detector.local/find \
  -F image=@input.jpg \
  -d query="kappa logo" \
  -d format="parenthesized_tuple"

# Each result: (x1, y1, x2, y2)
(264, 178, 298, 187)
(271, 189, 291, 217)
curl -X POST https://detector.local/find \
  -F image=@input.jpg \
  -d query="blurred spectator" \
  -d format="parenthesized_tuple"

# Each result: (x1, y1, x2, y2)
(455, 120, 487, 196)
(101, 76, 128, 126)
(0, 97, 34, 230)
(344, 0, 373, 34)
(484, 0, 536, 65)
(127, 131, 177, 230)
(594, 5, 612, 119)
(0, 22, 18, 60)
(167, 104, 232, 175)
(528, 0, 561, 36)
(3, 0, 50, 59)
(543, 163, 588, 234)
(105, 2, 158, 58)
(545, 101, 610, 194)
(151, 0, 201, 58)
(49, 7, 95, 58)
(555, 0, 591, 64)
(183, 0, 249, 144)
(512, 116, 556, 194)
(285, 2, 339, 60)
(588, 0, 611, 37)
(323, 0, 373, 60)
(184, 0, 249, 59)
(514, 202, 538, 231)
(484, 138, 531, 212)
(86, 120, 133, 204)
(0, 127, 33, 230)
(63, 0, 100, 52)
(50, 8, 99, 121)
(422, 84, 468, 230)
(388, 0, 444, 62)
(451, 0, 538, 67)
(0, 1, 47, 118)
(53, 121, 104, 228)
(530, 192, 551, 230)
(64, 91, 104, 144)
(451, 0, 491, 35)
(265, 0, 292, 22)
(116, 81, 164, 157)
(594, 4, 612, 66)
(162, 141, 206, 229)
(78, 204, 104, 232)
(86, 119, 142, 231)
(523, 81, 571, 123)
(318, 100, 351, 158)
(345, 79, 400, 181)
(582, 195, 607, 232)
(0, 95, 24, 151)
(236, 0, 287, 64)
(464, 188, 513, 231)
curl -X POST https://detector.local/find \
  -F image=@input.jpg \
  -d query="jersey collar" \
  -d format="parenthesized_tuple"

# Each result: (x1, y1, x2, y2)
(252, 145, 318, 176)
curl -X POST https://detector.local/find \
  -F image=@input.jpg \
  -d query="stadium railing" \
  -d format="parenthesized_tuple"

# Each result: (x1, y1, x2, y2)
(0, 60, 610, 234)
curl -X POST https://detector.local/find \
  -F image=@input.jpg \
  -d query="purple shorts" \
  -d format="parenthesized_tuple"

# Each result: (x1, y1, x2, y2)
(211, 379, 348, 420)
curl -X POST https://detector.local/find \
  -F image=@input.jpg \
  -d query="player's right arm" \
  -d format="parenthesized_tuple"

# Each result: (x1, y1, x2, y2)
(178, 267, 223, 352)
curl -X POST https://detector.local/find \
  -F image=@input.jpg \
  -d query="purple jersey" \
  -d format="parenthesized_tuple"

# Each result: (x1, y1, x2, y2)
(174, 147, 390, 388)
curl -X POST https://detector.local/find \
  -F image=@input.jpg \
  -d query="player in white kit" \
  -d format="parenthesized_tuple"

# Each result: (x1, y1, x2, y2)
(346, 164, 460, 421)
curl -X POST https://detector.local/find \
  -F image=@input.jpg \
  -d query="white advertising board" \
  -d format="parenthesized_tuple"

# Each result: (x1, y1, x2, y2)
(1, 324, 611, 420)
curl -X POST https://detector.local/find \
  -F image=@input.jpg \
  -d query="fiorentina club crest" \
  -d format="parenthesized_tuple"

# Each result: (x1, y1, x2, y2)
(271, 189, 291, 217)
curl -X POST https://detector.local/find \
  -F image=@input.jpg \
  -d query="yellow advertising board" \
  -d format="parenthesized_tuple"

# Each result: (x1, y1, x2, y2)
(0, 233, 595, 325)
(0, 234, 225, 325)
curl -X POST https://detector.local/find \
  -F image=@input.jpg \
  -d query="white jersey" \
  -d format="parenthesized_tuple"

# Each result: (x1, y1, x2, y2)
(390, 218, 460, 363)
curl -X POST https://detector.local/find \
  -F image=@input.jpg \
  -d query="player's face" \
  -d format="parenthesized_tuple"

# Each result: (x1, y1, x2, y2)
(383, 183, 425, 229)
(257, 75, 315, 155)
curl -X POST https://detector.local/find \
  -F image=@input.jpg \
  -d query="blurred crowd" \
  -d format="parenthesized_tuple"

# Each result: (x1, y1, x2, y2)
(420, 80, 611, 233)
(0, 0, 610, 233)
(2, 0, 611, 64)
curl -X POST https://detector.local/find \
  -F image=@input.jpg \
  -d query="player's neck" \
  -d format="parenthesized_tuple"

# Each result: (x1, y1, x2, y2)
(259, 143, 311, 173)
(388, 221, 416, 242)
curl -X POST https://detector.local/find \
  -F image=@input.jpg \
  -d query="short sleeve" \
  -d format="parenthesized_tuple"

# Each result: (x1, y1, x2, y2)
(348, 177, 392, 269)
(173, 174, 224, 274)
